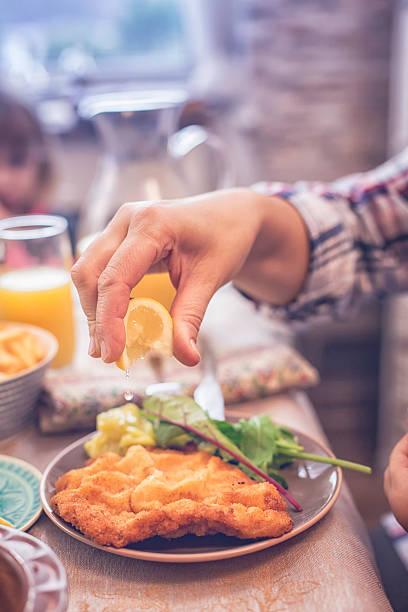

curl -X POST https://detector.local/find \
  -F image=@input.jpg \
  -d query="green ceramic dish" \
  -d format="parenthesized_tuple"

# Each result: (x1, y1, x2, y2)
(0, 455, 42, 530)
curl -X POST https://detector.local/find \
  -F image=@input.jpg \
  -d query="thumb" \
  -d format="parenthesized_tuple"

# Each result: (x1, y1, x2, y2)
(170, 274, 217, 366)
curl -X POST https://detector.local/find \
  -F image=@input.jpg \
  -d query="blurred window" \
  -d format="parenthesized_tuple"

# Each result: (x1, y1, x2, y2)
(0, 0, 192, 96)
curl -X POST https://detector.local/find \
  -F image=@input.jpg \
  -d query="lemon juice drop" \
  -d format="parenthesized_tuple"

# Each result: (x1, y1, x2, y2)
(123, 368, 133, 402)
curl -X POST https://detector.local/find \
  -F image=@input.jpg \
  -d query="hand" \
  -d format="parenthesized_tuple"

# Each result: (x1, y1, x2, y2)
(71, 188, 309, 366)
(384, 433, 408, 531)
(0, 200, 12, 219)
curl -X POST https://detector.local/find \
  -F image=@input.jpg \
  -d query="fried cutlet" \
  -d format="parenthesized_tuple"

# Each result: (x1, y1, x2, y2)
(51, 445, 294, 547)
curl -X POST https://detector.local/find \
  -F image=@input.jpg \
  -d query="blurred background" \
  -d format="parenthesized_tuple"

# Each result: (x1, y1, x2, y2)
(0, 0, 407, 529)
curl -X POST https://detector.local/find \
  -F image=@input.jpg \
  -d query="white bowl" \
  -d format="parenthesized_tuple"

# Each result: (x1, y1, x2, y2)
(0, 323, 58, 440)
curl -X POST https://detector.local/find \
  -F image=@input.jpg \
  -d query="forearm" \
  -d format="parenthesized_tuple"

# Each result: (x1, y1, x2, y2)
(248, 147, 408, 322)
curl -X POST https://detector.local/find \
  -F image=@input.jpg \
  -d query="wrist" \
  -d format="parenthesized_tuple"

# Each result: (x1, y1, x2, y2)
(234, 190, 310, 305)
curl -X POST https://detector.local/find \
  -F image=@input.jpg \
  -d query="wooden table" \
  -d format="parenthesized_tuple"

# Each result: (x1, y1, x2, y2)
(1, 392, 392, 611)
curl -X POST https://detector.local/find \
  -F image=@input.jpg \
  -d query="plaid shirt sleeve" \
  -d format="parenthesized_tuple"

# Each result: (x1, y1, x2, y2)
(251, 147, 408, 322)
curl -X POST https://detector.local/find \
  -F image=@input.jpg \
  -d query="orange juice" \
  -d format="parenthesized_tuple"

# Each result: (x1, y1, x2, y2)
(0, 266, 75, 367)
(130, 272, 176, 311)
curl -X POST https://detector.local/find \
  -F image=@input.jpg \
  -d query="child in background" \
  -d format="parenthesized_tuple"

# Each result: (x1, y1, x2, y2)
(0, 90, 53, 219)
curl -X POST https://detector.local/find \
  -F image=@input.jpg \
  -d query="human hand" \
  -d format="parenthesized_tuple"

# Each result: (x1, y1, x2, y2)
(384, 433, 408, 531)
(71, 188, 309, 366)
(0, 200, 12, 219)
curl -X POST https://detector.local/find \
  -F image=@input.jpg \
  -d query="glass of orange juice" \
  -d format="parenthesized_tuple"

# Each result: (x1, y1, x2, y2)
(0, 215, 75, 368)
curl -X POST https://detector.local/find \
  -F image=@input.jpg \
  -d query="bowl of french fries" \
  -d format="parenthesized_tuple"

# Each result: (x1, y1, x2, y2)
(0, 322, 58, 439)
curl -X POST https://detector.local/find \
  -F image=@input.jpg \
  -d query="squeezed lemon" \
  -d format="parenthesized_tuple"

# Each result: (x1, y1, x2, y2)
(116, 297, 173, 371)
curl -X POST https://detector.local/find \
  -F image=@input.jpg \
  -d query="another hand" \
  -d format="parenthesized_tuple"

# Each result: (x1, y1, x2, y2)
(384, 433, 408, 531)
(0, 201, 12, 219)
(71, 188, 309, 366)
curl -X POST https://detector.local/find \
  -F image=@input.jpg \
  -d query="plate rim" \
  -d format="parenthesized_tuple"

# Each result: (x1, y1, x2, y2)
(0, 454, 42, 531)
(40, 429, 342, 563)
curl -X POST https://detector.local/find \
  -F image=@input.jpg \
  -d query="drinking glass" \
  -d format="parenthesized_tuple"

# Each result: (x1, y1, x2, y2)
(0, 215, 75, 368)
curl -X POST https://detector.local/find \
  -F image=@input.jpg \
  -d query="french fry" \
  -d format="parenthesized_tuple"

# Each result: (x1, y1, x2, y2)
(0, 324, 46, 378)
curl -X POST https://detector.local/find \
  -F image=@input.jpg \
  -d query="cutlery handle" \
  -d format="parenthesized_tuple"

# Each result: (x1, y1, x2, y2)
(194, 335, 225, 420)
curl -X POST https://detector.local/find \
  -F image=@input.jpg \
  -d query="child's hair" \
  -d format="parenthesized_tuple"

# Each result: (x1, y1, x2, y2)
(0, 90, 52, 211)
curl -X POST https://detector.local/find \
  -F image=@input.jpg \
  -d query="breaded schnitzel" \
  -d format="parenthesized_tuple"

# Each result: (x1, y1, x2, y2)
(51, 445, 293, 547)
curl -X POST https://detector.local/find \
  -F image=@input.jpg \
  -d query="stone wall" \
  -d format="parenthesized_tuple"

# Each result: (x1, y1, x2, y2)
(221, 0, 392, 184)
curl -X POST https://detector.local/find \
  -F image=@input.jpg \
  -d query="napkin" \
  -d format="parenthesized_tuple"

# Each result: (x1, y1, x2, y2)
(37, 344, 319, 433)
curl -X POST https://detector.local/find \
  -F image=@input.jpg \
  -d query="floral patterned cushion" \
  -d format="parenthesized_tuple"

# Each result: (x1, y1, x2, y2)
(37, 344, 319, 433)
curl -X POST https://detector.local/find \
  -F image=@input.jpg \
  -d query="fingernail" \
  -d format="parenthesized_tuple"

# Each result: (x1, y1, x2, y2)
(100, 340, 108, 361)
(88, 336, 97, 357)
(190, 338, 201, 362)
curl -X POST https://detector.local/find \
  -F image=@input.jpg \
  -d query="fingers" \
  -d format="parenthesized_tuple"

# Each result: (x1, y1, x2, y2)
(170, 266, 219, 366)
(384, 433, 408, 530)
(95, 234, 162, 362)
(71, 206, 134, 355)
(388, 433, 408, 472)
(385, 433, 408, 487)
(94, 205, 177, 361)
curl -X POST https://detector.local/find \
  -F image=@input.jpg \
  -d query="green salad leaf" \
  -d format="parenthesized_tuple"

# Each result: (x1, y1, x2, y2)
(142, 395, 248, 463)
(220, 416, 293, 488)
(154, 421, 192, 449)
(236, 415, 279, 473)
(214, 420, 242, 447)
(217, 413, 371, 476)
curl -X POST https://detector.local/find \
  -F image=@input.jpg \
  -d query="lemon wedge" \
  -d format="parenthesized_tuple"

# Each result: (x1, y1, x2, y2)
(116, 297, 173, 370)
(0, 517, 14, 527)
